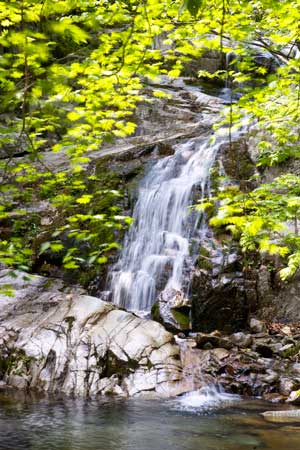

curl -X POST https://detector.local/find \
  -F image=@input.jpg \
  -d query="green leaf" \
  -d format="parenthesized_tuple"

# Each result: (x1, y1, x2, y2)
(183, 0, 203, 17)
(39, 242, 51, 255)
(76, 195, 93, 205)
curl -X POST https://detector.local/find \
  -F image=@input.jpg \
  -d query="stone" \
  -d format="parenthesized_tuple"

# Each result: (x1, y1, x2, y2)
(211, 348, 229, 360)
(263, 410, 300, 422)
(291, 363, 300, 374)
(229, 332, 253, 348)
(8, 375, 28, 390)
(195, 332, 233, 350)
(262, 393, 286, 403)
(279, 378, 296, 396)
(287, 390, 300, 405)
(261, 369, 279, 384)
(257, 265, 271, 298)
(249, 318, 267, 334)
(282, 326, 292, 336)
(279, 343, 296, 357)
(152, 288, 191, 333)
(191, 267, 248, 333)
(0, 270, 184, 397)
(282, 336, 295, 345)
(269, 342, 285, 354)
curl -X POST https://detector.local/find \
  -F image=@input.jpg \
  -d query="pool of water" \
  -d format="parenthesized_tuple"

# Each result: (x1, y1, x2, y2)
(0, 389, 300, 450)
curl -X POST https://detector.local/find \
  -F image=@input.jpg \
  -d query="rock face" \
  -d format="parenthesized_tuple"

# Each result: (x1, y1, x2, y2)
(0, 270, 183, 397)
(191, 239, 249, 333)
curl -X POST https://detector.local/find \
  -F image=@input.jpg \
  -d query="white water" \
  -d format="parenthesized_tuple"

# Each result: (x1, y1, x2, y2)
(175, 385, 240, 412)
(110, 135, 225, 312)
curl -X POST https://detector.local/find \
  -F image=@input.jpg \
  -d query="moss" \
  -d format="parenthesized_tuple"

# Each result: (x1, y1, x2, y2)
(197, 248, 213, 270)
(0, 349, 33, 377)
(171, 308, 190, 329)
(43, 279, 54, 289)
(64, 316, 76, 333)
(282, 344, 300, 358)
(151, 302, 160, 322)
(99, 350, 139, 378)
(199, 247, 210, 258)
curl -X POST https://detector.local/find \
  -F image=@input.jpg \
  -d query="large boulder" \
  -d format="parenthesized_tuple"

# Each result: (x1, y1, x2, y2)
(0, 270, 183, 397)
(191, 265, 248, 333)
(151, 288, 191, 333)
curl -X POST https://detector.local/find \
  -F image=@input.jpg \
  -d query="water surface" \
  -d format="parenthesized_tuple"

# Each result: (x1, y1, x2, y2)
(1, 390, 300, 450)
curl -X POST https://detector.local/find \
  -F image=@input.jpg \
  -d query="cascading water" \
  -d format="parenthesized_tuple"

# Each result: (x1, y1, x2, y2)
(109, 133, 226, 313)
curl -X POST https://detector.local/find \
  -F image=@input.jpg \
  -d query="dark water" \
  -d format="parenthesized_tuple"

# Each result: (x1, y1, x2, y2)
(0, 390, 300, 450)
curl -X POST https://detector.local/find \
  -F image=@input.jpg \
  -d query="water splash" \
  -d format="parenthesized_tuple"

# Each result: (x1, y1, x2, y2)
(110, 135, 225, 312)
(175, 385, 240, 412)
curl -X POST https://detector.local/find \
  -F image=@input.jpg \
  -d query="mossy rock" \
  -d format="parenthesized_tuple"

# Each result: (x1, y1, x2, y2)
(171, 308, 190, 329)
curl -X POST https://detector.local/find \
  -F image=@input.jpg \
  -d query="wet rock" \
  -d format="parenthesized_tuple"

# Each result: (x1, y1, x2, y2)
(218, 139, 257, 183)
(229, 332, 253, 348)
(152, 289, 191, 333)
(249, 318, 267, 334)
(262, 410, 300, 422)
(262, 393, 286, 403)
(195, 332, 233, 350)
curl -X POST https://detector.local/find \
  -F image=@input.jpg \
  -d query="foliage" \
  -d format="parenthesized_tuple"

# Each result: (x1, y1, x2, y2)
(0, 0, 185, 276)
(186, 0, 300, 279)
(200, 174, 300, 279)
(0, 0, 300, 282)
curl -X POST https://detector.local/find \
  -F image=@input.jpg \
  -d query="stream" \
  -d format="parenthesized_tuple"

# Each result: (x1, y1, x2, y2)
(1, 389, 300, 450)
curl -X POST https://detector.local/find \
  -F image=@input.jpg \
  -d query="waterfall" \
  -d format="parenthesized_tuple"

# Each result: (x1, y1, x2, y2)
(110, 134, 224, 313)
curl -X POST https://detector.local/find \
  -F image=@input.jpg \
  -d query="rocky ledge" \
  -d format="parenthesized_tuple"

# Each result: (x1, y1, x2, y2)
(0, 270, 184, 397)
(2, 269, 300, 402)
(179, 318, 300, 404)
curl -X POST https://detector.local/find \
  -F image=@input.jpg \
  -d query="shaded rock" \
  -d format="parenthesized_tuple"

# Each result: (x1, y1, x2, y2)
(191, 267, 248, 333)
(152, 288, 191, 333)
(269, 342, 285, 354)
(229, 332, 252, 348)
(249, 318, 267, 334)
(218, 139, 257, 185)
(195, 332, 233, 350)
(253, 344, 273, 358)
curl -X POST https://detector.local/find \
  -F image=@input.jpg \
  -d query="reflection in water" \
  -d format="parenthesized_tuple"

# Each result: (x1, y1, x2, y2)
(0, 390, 300, 450)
